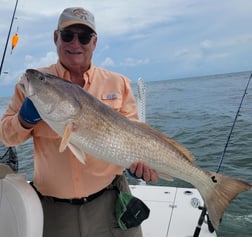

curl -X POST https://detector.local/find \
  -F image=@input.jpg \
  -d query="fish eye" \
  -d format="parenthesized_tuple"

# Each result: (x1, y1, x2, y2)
(39, 76, 45, 81)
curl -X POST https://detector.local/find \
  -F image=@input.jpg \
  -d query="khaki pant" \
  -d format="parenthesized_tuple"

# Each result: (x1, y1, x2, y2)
(40, 176, 143, 237)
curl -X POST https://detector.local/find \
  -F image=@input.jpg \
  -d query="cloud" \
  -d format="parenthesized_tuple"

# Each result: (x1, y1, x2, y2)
(101, 57, 115, 67)
(208, 53, 229, 60)
(120, 58, 150, 67)
(1, 0, 198, 37)
(200, 40, 212, 51)
(24, 51, 58, 69)
(100, 57, 150, 68)
(0, 52, 58, 86)
(0, 72, 17, 85)
(1, 0, 252, 95)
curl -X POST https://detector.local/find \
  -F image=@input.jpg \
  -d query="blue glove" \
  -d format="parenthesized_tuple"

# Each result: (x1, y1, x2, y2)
(19, 98, 41, 125)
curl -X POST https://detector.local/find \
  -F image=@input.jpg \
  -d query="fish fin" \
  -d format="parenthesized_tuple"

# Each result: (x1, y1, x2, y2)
(135, 122, 196, 162)
(59, 123, 74, 152)
(200, 172, 252, 230)
(159, 172, 174, 181)
(68, 143, 87, 164)
(58, 123, 87, 164)
(164, 136, 195, 162)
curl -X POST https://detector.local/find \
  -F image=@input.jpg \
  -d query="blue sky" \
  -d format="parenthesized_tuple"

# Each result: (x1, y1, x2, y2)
(0, 0, 252, 97)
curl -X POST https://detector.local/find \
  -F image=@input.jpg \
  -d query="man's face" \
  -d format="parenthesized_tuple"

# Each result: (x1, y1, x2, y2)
(54, 24, 97, 71)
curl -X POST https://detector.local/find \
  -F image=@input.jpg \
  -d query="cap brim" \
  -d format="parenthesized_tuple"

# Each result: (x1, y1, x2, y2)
(59, 20, 96, 33)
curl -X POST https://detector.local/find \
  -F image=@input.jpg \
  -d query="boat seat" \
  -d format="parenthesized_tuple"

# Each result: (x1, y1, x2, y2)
(0, 163, 14, 178)
(0, 168, 43, 237)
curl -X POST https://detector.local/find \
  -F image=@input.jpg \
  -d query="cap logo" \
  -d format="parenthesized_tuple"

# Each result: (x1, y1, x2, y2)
(73, 8, 89, 20)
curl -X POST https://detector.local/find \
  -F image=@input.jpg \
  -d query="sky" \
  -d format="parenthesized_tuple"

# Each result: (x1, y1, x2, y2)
(0, 0, 252, 97)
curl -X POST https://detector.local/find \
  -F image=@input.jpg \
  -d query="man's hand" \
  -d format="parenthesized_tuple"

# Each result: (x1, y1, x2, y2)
(18, 98, 41, 128)
(129, 161, 159, 184)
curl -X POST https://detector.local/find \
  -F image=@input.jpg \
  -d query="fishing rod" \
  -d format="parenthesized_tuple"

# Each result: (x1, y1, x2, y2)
(193, 72, 252, 237)
(216, 72, 252, 173)
(0, 0, 19, 76)
(0, 0, 19, 173)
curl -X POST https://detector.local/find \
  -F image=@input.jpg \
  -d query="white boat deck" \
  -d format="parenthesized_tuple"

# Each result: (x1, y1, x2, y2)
(130, 185, 217, 237)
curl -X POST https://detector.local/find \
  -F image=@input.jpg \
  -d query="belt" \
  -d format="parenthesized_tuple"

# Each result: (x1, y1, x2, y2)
(30, 175, 120, 205)
(52, 188, 106, 205)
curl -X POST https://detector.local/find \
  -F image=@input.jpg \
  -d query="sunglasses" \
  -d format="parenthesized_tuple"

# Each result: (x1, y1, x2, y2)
(60, 30, 95, 45)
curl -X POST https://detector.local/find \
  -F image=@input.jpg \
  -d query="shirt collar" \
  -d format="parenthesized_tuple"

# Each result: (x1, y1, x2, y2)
(55, 60, 95, 85)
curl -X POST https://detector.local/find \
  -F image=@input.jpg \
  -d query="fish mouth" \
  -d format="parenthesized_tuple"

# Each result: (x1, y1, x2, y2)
(18, 73, 35, 97)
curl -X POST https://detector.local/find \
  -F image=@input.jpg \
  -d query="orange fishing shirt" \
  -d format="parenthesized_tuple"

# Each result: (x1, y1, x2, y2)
(0, 61, 138, 198)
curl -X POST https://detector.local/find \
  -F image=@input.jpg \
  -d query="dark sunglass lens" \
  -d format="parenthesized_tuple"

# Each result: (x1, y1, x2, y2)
(78, 33, 92, 44)
(60, 30, 74, 42)
(60, 30, 93, 44)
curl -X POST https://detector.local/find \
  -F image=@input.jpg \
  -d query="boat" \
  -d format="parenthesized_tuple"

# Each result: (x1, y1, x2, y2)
(130, 184, 217, 237)
(0, 165, 217, 237)
(0, 169, 43, 237)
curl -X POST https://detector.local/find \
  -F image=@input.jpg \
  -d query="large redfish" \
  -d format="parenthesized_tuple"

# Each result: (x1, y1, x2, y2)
(20, 69, 252, 230)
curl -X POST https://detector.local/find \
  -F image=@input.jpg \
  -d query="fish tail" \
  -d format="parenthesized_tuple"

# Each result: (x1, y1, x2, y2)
(201, 172, 252, 230)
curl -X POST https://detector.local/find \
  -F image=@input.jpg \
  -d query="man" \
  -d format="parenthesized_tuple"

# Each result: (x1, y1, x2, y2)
(0, 7, 158, 237)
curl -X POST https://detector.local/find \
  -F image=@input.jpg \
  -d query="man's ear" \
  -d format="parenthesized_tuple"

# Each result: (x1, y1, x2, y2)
(92, 35, 98, 49)
(54, 30, 59, 45)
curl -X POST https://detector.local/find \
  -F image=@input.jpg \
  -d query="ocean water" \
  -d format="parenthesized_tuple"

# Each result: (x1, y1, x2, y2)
(1, 71, 252, 237)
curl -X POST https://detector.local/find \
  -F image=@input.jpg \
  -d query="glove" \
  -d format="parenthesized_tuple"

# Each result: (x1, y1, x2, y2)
(126, 169, 143, 180)
(19, 98, 41, 125)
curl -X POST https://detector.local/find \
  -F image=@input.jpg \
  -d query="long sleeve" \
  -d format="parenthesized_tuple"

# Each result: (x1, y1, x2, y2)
(0, 80, 32, 146)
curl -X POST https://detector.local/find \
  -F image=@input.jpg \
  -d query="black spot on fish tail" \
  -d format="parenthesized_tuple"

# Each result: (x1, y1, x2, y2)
(211, 176, 218, 183)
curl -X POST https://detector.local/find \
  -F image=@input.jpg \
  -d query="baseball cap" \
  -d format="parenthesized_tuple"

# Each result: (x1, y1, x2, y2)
(58, 7, 96, 33)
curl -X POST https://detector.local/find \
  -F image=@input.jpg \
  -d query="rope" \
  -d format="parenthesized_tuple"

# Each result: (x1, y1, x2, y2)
(136, 77, 146, 123)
